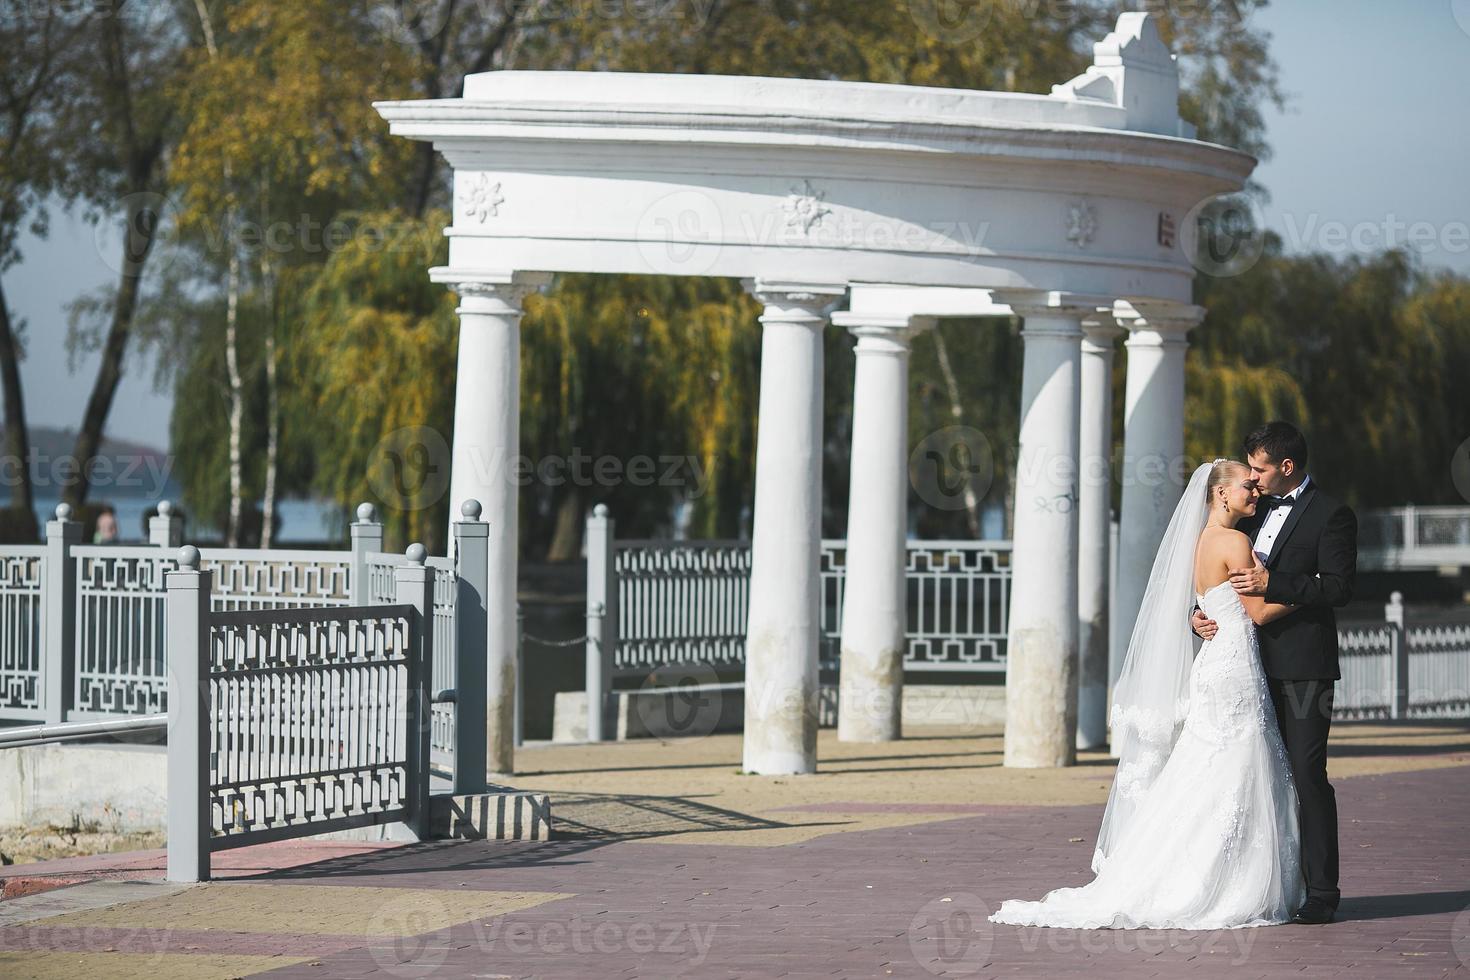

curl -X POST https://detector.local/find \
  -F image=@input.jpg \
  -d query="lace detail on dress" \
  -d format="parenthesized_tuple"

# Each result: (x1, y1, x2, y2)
(1108, 698, 1193, 742)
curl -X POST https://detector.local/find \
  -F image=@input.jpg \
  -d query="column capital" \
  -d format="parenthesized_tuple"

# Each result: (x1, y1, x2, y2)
(430, 268, 553, 312)
(829, 311, 935, 355)
(992, 289, 1113, 341)
(1080, 309, 1125, 353)
(742, 279, 847, 328)
(991, 289, 1114, 320)
(1116, 299, 1206, 346)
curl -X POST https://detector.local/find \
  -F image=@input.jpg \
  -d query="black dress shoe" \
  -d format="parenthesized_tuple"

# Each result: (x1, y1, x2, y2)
(1291, 899, 1336, 924)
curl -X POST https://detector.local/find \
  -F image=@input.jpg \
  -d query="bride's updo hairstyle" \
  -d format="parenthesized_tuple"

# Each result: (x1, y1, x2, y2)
(1206, 457, 1248, 506)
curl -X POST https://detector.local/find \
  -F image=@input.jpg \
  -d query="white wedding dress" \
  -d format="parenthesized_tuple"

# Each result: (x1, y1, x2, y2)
(989, 579, 1306, 930)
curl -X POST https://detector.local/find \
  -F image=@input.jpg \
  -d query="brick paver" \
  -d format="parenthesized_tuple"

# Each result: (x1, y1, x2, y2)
(2, 727, 1468, 978)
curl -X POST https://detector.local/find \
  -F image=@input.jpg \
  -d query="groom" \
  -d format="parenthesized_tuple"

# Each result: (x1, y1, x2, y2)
(1191, 421, 1357, 925)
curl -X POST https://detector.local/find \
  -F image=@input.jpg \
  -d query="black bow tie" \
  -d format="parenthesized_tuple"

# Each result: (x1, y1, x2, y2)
(1261, 495, 1293, 508)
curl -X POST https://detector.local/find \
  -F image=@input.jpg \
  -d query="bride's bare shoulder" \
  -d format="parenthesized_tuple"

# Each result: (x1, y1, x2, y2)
(1199, 525, 1252, 559)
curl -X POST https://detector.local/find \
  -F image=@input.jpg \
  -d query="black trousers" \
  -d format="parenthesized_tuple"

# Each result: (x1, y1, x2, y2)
(1268, 678, 1340, 908)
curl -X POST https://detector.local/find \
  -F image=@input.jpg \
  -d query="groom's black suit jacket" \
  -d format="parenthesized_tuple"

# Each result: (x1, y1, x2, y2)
(1238, 481, 1358, 681)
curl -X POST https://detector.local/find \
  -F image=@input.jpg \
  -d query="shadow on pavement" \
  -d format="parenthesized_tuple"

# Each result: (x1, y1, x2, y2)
(253, 791, 834, 882)
(1339, 889, 1470, 921)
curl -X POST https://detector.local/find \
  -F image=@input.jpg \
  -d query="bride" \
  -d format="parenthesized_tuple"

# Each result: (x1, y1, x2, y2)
(989, 459, 1307, 930)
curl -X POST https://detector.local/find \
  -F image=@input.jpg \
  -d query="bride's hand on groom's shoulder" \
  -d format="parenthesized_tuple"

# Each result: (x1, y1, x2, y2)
(1229, 555, 1269, 596)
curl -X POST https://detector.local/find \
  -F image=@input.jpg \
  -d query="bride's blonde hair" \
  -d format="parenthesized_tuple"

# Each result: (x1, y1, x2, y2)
(1206, 457, 1248, 504)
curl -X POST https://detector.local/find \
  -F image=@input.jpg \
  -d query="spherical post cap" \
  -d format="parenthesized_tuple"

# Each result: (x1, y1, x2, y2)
(157, 500, 173, 516)
(405, 543, 427, 565)
(356, 502, 377, 522)
(176, 545, 201, 570)
(461, 499, 483, 520)
(593, 503, 609, 518)
(54, 503, 72, 521)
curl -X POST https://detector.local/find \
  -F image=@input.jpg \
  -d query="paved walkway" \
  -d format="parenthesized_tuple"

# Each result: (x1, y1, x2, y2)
(2, 723, 1468, 978)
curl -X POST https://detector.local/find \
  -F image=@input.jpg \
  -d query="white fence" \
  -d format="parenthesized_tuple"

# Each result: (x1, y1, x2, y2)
(587, 508, 1468, 737)
(1336, 595, 1470, 719)
(166, 547, 435, 882)
(0, 503, 382, 727)
(0, 500, 499, 793)
(1359, 505, 1470, 571)
(586, 507, 1013, 687)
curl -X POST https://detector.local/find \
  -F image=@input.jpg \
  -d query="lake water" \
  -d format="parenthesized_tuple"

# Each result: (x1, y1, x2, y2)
(29, 493, 346, 544)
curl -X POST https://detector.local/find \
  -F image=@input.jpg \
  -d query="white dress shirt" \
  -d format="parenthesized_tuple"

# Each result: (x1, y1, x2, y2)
(1252, 474, 1312, 563)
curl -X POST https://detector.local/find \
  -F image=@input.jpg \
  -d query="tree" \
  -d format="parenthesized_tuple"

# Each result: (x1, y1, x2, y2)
(0, 1, 93, 539)
(166, 0, 417, 543)
(61, 0, 198, 512)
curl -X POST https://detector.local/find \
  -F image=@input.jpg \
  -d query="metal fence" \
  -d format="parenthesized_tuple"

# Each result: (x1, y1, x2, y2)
(0, 546, 47, 722)
(166, 547, 435, 882)
(367, 553, 461, 757)
(1359, 505, 1470, 571)
(819, 539, 1013, 672)
(611, 538, 751, 678)
(587, 512, 1013, 683)
(1332, 593, 1470, 719)
(1, 501, 499, 787)
(0, 502, 382, 726)
(585, 508, 1469, 738)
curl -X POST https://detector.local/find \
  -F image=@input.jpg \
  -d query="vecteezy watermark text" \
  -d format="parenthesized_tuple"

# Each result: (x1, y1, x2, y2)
(0, 450, 175, 495)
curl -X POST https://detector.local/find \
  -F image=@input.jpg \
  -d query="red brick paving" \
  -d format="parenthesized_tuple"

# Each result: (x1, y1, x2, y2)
(5, 764, 1469, 977)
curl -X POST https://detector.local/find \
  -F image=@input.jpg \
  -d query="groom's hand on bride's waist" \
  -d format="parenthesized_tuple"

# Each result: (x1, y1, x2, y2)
(1190, 608, 1218, 641)
(1229, 555, 1269, 596)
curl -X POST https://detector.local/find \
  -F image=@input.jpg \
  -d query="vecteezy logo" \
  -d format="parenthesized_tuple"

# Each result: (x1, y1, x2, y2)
(905, 0, 995, 45)
(367, 426, 451, 512)
(1452, 437, 1470, 505)
(376, 0, 454, 44)
(365, 892, 454, 978)
(94, 192, 178, 276)
(1453, 903, 1470, 968)
(634, 663, 724, 741)
(907, 892, 994, 976)
(1182, 192, 1267, 278)
(1453, 0, 1470, 39)
(910, 425, 995, 511)
(634, 189, 724, 275)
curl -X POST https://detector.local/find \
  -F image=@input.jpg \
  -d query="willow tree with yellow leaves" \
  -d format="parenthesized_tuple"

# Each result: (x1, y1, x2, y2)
(165, 0, 416, 544)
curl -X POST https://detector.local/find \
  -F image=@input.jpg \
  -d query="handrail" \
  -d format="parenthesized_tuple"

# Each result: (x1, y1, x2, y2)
(0, 713, 168, 749)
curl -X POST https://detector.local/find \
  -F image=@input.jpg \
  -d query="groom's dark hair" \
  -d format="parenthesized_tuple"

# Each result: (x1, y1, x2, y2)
(1243, 421, 1308, 468)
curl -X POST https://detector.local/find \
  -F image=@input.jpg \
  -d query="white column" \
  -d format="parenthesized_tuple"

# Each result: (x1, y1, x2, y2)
(1076, 309, 1122, 751)
(829, 312, 932, 743)
(1110, 301, 1205, 721)
(993, 290, 1104, 769)
(741, 279, 846, 775)
(432, 269, 550, 773)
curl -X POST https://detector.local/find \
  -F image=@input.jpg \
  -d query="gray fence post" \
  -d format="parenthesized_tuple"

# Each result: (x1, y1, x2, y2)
(585, 504, 617, 742)
(1386, 590, 1408, 719)
(166, 546, 212, 883)
(395, 544, 435, 840)
(43, 504, 80, 724)
(515, 602, 525, 748)
(350, 503, 384, 606)
(453, 500, 491, 792)
(149, 500, 184, 549)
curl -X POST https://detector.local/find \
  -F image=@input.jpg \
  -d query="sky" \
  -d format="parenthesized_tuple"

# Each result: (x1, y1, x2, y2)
(6, 0, 1470, 452)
